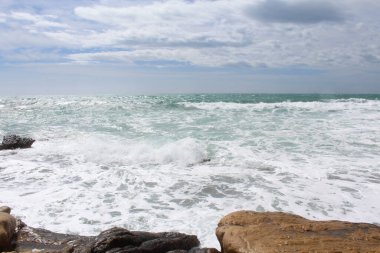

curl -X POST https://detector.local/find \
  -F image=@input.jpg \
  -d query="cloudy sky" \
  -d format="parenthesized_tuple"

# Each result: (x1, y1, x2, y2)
(0, 0, 379, 94)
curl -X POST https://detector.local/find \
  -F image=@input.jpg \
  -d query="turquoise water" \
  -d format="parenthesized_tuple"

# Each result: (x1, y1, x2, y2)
(0, 94, 380, 247)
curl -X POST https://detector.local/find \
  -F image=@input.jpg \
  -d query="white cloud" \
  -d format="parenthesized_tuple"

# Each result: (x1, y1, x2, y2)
(0, 0, 379, 72)
(9, 11, 68, 28)
(63, 0, 378, 69)
(0, 12, 6, 23)
(74, 1, 246, 27)
(69, 0, 254, 48)
(67, 48, 238, 67)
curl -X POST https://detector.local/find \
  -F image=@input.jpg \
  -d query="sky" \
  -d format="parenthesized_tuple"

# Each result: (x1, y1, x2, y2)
(0, 0, 379, 95)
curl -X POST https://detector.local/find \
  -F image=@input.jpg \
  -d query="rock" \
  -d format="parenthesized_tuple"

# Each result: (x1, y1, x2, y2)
(15, 224, 92, 253)
(0, 135, 35, 150)
(216, 211, 380, 253)
(15, 225, 200, 253)
(0, 208, 16, 252)
(72, 227, 200, 253)
(0, 206, 11, 214)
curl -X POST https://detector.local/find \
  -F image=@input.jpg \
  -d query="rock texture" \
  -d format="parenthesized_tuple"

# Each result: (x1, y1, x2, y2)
(0, 207, 11, 214)
(0, 206, 16, 252)
(15, 224, 92, 253)
(72, 227, 200, 253)
(216, 210, 380, 253)
(15, 224, 204, 253)
(0, 135, 35, 150)
(0, 205, 217, 253)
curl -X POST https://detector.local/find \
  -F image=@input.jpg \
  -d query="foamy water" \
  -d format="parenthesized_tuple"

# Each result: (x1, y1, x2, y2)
(0, 94, 379, 248)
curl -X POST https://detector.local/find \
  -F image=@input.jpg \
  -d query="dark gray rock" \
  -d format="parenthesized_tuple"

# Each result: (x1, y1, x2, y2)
(72, 227, 200, 253)
(0, 135, 35, 150)
(15, 224, 200, 253)
(16, 223, 92, 253)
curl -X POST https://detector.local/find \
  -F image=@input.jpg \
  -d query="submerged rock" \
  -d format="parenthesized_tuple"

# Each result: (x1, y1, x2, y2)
(0, 135, 35, 150)
(0, 206, 16, 252)
(216, 210, 380, 253)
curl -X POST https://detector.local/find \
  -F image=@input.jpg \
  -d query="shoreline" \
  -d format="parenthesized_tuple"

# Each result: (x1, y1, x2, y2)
(1, 130, 380, 249)
(2, 207, 380, 252)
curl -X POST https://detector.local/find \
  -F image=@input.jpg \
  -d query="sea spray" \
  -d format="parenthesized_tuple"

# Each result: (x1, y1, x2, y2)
(0, 94, 379, 248)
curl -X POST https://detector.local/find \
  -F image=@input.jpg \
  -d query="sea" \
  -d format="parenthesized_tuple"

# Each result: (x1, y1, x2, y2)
(0, 94, 379, 248)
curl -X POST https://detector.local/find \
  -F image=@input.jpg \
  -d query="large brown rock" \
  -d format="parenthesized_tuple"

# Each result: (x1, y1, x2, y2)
(216, 211, 380, 253)
(0, 206, 16, 252)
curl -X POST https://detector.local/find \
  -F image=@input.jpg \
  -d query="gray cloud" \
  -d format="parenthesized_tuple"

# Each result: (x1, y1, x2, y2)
(247, 0, 345, 24)
(362, 54, 380, 64)
(0, 0, 378, 72)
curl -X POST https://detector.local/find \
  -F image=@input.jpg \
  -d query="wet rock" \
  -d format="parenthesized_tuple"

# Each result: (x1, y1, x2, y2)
(0, 207, 16, 252)
(0, 135, 35, 150)
(216, 211, 380, 253)
(15, 224, 92, 253)
(72, 227, 200, 253)
(15, 225, 199, 253)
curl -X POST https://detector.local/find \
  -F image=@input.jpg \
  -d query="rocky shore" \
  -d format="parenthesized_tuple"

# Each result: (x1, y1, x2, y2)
(2, 136, 380, 252)
(217, 211, 380, 253)
(2, 207, 380, 253)
(1, 206, 216, 253)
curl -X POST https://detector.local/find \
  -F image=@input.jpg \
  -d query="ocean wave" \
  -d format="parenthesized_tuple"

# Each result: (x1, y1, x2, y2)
(1, 94, 380, 248)
(179, 99, 380, 111)
(46, 136, 209, 167)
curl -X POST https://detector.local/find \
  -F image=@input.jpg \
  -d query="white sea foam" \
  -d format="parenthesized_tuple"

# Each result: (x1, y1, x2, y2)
(181, 99, 380, 112)
(1, 95, 380, 248)
(68, 135, 208, 166)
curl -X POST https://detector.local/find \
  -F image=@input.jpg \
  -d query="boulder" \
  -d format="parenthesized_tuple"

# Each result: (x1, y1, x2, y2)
(216, 211, 380, 253)
(16, 224, 92, 253)
(72, 227, 200, 253)
(0, 135, 35, 150)
(0, 206, 16, 252)
(16, 225, 200, 253)
(0, 206, 11, 214)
